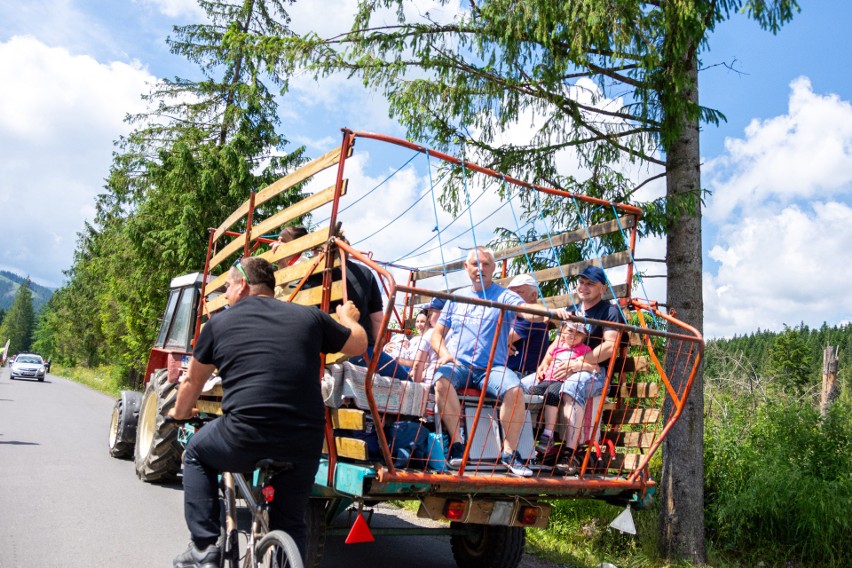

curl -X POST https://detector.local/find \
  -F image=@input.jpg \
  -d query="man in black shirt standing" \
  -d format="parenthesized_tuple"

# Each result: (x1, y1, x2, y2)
(170, 256, 367, 568)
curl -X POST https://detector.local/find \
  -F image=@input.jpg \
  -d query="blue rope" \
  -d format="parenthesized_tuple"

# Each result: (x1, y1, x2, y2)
(426, 148, 451, 292)
(532, 190, 577, 310)
(503, 176, 545, 298)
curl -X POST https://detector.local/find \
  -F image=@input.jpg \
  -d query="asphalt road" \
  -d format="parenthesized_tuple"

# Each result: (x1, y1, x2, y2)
(0, 369, 564, 568)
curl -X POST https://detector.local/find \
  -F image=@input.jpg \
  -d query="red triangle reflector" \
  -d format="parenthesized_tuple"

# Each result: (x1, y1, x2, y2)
(345, 512, 375, 544)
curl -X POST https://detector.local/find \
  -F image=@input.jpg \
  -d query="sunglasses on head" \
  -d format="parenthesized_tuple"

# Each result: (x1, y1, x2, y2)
(233, 259, 251, 285)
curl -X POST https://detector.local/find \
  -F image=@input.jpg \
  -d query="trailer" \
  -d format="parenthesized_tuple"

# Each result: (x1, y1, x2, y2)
(108, 129, 703, 568)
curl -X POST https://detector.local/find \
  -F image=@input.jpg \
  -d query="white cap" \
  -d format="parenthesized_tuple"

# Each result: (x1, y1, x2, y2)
(507, 273, 537, 288)
(561, 321, 589, 334)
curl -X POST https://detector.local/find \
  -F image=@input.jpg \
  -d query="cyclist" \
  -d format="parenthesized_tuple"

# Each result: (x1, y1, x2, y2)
(170, 256, 368, 568)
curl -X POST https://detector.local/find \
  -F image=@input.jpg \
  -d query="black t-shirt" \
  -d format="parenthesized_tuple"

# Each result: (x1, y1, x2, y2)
(571, 299, 625, 368)
(193, 296, 351, 437)
(305, 260, 383, 347)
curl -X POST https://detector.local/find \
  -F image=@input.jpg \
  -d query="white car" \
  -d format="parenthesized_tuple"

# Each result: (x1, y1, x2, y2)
(10, 354, 46, 381)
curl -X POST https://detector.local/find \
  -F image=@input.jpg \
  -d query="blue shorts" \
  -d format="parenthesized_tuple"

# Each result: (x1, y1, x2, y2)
(559, 369, 605, 407)
(433, 363, 521, 399)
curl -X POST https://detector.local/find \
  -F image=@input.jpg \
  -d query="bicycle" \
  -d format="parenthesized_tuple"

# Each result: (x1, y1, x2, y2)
(170, 415, 304, 568)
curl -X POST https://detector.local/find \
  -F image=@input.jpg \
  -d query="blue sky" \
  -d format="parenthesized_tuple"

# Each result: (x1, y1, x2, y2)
(1, 0, 850, 338)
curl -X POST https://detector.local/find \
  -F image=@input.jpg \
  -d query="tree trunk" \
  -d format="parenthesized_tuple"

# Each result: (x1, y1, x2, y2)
(659, 55, 706, 563)
(820, 345, 839, 416)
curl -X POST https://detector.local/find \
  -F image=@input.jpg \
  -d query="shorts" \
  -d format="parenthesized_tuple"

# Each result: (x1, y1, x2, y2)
(559, 369, 605, 407)
(433, 363, 521, 399)
(527, 379, 562, 407)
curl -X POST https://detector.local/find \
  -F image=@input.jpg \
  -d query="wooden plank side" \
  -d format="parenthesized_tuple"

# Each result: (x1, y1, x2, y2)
(285, 280, 344, 307)
(212, 146, 343, 241)
(615, 381, 659, 399)
(204, 228, 332, 296)
(586, 452, 645, 472)
(335, 437, 369, 461)
(205, 292, 230, 313)
(602, 407, 661, 425)
(417, 215, 637, 278)
(542, 283, 629, 308)
(493, 250, 633, 288)
(612, 356, 650, 374)
(196, 400, 223, 415)
(248, 182, 346, 242)
(273, 256, 339, 288)
(602, 431, 657, 449)
(209, 232, 248, 272)
(331, 408, 366, 430)
(208, 184, 344, 276)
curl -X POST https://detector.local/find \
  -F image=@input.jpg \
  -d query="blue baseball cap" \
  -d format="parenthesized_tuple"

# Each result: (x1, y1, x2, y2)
(428, 297, 447, 310)
(578, 265, 607, 284)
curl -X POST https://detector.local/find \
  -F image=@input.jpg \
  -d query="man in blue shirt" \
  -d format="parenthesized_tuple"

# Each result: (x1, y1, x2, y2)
(430, 247, 567, 477)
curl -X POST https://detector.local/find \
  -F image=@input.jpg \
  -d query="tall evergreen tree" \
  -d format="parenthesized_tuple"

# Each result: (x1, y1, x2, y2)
(35, 0, 306, 376)
(279, 0, 799, 561)
(0, 279, 35, 355)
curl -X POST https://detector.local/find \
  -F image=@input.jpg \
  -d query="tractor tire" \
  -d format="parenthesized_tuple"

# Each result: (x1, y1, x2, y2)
(450, 523, 525, 568)
(134, 369, 182, 482)
(304, 499, 328, 568)
(108, 390, 142, 459)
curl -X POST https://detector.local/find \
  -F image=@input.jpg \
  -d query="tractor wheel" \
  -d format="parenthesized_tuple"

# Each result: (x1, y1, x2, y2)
(108, 390, 142, 459)
(134, 369, 182, 482)
(450, 523, 525, 568)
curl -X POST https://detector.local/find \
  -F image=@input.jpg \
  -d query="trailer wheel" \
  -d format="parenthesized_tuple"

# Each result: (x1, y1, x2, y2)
(134, 369, 182, 482)
(108, 390, 141, 459)
(450, 523, 525, 568)
(305, 499, 328, 568)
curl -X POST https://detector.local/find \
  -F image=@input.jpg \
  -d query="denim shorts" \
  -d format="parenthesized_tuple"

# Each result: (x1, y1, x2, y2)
(559, 369, 605, 407)
(433, 363, 521, 399)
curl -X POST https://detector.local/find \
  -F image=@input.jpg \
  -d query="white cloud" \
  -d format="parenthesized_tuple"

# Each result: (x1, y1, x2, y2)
(701, 78, 852, 337)
(0, 36, 154, 287)
(704, 201, 852, 337)
(706, 77, 852, 222)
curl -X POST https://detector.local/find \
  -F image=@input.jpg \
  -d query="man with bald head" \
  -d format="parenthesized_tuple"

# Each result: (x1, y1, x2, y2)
(430, 247, 568, 477)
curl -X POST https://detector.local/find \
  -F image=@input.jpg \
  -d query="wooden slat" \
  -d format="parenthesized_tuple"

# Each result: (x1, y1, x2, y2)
(285, 280, 344, 307)
(274, 255, 339, 289)
(542, 283, 629, 308)
(208, 232, 248, 272)
(196, 400, 223, 415)
(417, 215, 637, 278)
(205, 291, 230, 313)
(602, 432, 657, 449)
(586, 452, 645, 471)
(209, 183, 346, 274)
(330, 408, 366, 430)
(212, 146, 343, 241)
(612, 381, 659, 399)
(334, 437, 369, 461)
(602, 407, 661, 425)
(204, 228, 333, 296)
(613, 356, 650, 374)
(248, 182, 346, 244)
(493, 251, 633, 288)
(260, 227, 332, 266)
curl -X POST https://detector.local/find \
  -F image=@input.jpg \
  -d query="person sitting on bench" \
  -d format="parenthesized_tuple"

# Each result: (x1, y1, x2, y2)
(551, 265, 624, 472)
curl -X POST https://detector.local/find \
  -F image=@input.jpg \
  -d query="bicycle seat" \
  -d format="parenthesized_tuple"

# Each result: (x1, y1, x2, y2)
(255, 458, 295, 474)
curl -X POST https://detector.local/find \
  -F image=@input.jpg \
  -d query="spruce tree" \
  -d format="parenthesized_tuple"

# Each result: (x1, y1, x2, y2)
(0, 279, 35, 355)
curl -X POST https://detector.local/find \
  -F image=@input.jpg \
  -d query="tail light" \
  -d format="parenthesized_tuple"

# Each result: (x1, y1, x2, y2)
(443, 499, 466, 520)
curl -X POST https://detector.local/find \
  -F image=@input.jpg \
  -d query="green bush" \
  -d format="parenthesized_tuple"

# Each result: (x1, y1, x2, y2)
(705, 397, 852, 567)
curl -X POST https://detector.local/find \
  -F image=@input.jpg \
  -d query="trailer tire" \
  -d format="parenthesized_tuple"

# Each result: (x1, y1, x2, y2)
(450, 523, 525, 568)
(305, 499, 328, 568)
(108, 390, 141, 459)
(134, 369, 182, 482)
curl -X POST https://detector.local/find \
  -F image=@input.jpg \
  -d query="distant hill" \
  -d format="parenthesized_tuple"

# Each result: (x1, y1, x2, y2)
(0, 271, 55, 313)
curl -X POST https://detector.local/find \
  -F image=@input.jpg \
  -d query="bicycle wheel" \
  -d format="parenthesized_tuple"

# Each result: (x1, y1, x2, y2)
(254, 530, 303, 568)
